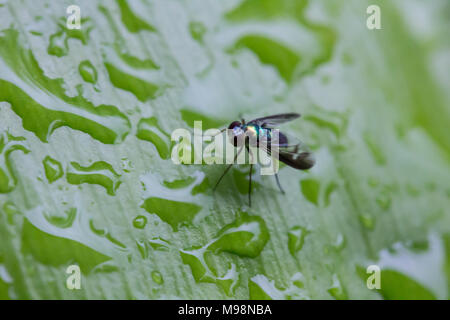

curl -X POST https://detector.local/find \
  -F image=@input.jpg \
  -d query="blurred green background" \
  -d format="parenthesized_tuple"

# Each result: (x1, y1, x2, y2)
(0, 0, 449, 299)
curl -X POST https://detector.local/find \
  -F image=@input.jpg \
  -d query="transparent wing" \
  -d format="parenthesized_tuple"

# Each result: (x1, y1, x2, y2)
(257, 132, 315, 170)
(248, 113, 300, 128)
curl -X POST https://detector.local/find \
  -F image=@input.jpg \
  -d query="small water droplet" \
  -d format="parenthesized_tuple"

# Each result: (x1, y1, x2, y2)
(78, 60, 98, 84)
(43, 156, 63, 183)
(288, 226, 308, 255)
(132, 215, 147, 229)
(300, 178, 320, 205)
(151, 270, 164, 284)
(359, 213, 375, 230)
(327, 274, 347, 300)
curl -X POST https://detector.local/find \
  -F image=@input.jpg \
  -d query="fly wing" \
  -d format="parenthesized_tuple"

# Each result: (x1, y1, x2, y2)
(248, 113, 300, 128)
(258, 131, 315, 170)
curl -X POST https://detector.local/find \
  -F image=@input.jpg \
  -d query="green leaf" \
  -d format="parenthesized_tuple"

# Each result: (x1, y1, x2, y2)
(0, 0, 449, 300)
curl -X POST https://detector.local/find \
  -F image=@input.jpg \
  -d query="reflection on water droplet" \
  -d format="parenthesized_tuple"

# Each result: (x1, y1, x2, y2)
(67, 161, 122, 196)
(288, 226, 308, 255)
(151, 270, 164, 284)
(0, 132, 29, 193)
(43, 156, 63, 183)
(89, 219, 126, 249)
(132, 215, 147, 229)
(43, 207, 76, 229)
(249, 272, 309, 300)
(327, 274, 347, 300)
(136, 117, 172, 160)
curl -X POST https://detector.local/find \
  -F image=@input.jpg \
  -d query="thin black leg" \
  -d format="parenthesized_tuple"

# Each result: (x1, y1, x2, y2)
(247, 146, 254, 207)
(213, 146, 243, 191)
(275, 173, 285, 194)
(249, 163, 253, 207)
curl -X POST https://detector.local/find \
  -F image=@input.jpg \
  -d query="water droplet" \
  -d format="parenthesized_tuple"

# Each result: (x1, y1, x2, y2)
(140, 171, 211, 231)
(136, 117, 171, 159)
(22, 218, 110, 273)
(327, 274, 347, 300)
(288, 226, 308, 255)
(102, 44, 163, 102)
(225, 0, 336, 79)
(151, 270, 164, 284)
(148, 237, 171, 251)
(364, 133, 386, 165)
(359, 213, 375, 230)
(249, 273, 309, 300)
(43, 156, 63, 183)
(376, 188, 392, 210)
(78, 60, 98, 84)
(43, 207, 76, 229)
(66, 161, 122, 196)
(332, 233, 346, 251)
(116, 0, 157, 33)
(208, 212, 269, 258)
(300, 178, 320, 205)
(189, 21, 207, 43)
(47, 31, 67, 57)
(0, 29, 131, 144)
(0, 132, 29, 193)
(180, 246, 239, 296)
(47, 17, 93, 57)
(89, 219, 126, 249)
(132, 215, 147, 229)
(365, 233, 447, 299)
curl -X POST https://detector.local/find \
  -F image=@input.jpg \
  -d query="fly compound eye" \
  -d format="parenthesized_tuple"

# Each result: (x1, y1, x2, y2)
(228, 121, 241, 130)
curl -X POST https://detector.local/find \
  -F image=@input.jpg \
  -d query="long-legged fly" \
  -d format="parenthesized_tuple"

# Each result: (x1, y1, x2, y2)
(213, 113, 315, 207)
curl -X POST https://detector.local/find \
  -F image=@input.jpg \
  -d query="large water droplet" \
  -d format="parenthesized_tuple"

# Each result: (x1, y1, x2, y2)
(43, 156, 63, 183)
(136, 117, 172, 159)
(66, 161, 122, 196)
(0, 29, 131, 144)
(0, 132, 29, 193)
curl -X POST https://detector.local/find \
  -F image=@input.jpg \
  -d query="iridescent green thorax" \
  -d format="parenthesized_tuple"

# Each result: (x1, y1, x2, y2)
(243, 124, 271, 139)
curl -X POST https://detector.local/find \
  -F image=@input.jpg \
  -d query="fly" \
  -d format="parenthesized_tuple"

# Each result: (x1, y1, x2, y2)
(213, 113, 315, 207)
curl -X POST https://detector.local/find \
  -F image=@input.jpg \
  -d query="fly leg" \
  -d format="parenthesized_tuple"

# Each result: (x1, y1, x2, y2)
(247, 146, 255, 207)
(213, 146, 244, 191)
(275, 173, 285, 194)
